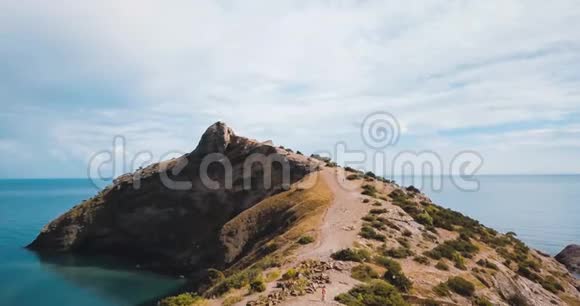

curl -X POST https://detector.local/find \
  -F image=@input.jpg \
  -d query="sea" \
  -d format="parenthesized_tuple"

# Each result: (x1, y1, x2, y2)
(0, 175, 579, 306)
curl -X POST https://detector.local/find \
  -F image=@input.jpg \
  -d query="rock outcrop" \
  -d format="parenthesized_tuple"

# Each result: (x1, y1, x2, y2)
(556, 244, 580, 274)
(27, 122, 319, 273)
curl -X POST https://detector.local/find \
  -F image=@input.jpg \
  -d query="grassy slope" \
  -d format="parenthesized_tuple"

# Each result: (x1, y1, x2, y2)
(203, 172, 332, 297)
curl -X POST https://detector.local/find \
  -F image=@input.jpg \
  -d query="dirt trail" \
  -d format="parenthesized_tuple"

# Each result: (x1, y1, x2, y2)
(279, 168, 367, 305)
(297, 168, 367, 261)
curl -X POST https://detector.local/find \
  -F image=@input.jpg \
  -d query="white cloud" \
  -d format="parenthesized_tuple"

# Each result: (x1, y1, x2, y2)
(1, 0, 579, 176)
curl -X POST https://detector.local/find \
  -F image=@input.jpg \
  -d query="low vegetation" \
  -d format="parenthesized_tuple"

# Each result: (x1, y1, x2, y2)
(435, 260, 449, 271)
(413, 255, 430, 265)
(206, 268, 262, 297)
(433, 276, 475, 297)
(361, 184, 378, 197)
(351, 264, 380, 282)
(446, 276, 475, 297)
(335, 280, 408, 306)
(331, 248, 372, 263)
(159, 293, 205, 306)
(297, 235, 315, 245)
(347, 174, 362, 180)
(383, 246, 413, 259)
(375, 256, 412, 292)
(476, 259, 498, 270)
(249, 278, 266, 293)
(360, 225, 386, 241)
(424, 238, 479, 261)
(222, 295, 242, 306)
(473, 296, 493, 306)
(369, 208, 387, 215)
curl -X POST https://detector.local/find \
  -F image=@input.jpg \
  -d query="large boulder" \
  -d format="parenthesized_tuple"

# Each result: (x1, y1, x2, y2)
(555, 244, 580, 274)
(27, 122, 318, 273)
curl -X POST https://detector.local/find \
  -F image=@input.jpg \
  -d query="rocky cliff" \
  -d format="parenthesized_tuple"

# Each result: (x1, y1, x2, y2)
(556, 244, 580, 275)
(28, 123, 580, 306)
(28, 122, 319, 274)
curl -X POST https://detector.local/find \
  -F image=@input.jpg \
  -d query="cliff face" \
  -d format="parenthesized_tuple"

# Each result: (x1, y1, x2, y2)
(28, 122, 319, 273)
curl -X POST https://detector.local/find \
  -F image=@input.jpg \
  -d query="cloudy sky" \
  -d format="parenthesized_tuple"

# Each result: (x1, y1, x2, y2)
(1, 0, 580, 178)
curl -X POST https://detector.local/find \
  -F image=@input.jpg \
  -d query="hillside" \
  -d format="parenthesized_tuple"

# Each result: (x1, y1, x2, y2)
(28, 123, 580, 306)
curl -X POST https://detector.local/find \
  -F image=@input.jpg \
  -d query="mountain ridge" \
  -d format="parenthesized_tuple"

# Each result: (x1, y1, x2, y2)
(27, 123, 580, 306)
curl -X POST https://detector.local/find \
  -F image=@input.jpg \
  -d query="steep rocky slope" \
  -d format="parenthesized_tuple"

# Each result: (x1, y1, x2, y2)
(28, 122, 320, 274)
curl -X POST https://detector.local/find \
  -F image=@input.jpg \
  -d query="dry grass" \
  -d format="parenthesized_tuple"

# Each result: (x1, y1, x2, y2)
(213, 173, 333, 290)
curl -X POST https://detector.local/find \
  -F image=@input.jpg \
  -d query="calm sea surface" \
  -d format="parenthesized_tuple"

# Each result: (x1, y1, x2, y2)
(396, 175, 580, 255)
(0, 179, 185, 306)
(0, 176, 578, 305)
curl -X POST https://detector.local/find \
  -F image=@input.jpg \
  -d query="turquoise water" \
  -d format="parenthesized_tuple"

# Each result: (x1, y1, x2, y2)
(0, 176, 579, 305)
(0, 179, 185, 306)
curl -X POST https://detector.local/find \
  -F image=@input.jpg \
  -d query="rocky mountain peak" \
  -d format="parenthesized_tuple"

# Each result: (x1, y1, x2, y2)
(193, 121, 236, 155)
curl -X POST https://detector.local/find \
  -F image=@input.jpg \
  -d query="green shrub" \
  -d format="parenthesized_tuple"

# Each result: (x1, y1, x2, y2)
(432, 282, 449, 296)
(413, 255, 430, 265)
(282, 268, 298, 280)
(362, 214, 376, 222)
(331, 248, 371, 262)
(381, 257, 412, 292)
(222, 295, 242, 306)
(384, 247, 413, 259)
(382, 219, 401, 231)
(347, 174, 362, 180)
(517, 264, 541, 282)
(362, 184, 378, 197)
(476, 259, 498, 270)
(446, 276, 475, 297)
(208, 268, 261, 296)
(402, 229, 413, 237)
(540, 275, 564, 293)
(507, 294, 528, 306)
(351, 264, 380, 282)
(159, 293, 203, 306)
(360, 225, 386, 241)
(396, 237, 410, 248)
(369, 208, 388, 215)
(206, 268, 225, 285)
(422, 231, 437, 242)
(433, 283, 449, 296)
(255, 256, 281, 270)
(435, 261, 449, 271)
(297, 235, 315, 245)
(362, 198, 370, 203)
(372, 201, 382, 206)
(365, 171, 377, 179)
(335, 280, 408, 306)
(249, 279, 266, 293)
(424, 238, 479, 260)
(370, 220, 386, 230)
(416, 212, 433, 226)
(473, 296, 493, 306)
(452, 252, 466, 270)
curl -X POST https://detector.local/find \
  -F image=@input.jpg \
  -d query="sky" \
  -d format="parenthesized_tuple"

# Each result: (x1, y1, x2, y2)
(1, 0, 580, 178)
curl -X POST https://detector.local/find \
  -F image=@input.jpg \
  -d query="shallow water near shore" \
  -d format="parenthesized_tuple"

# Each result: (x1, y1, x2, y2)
(0, 175, 578, 305)
(0, 179, 186, 306)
